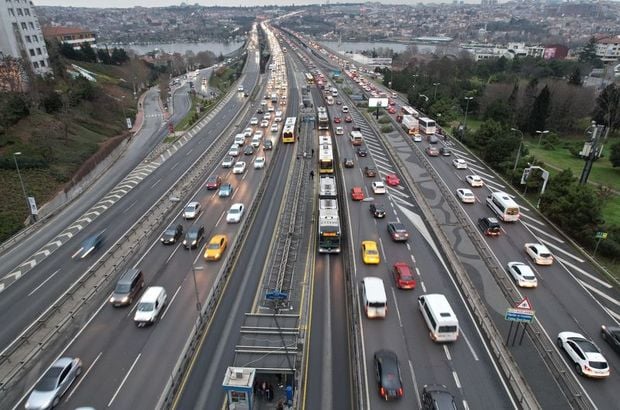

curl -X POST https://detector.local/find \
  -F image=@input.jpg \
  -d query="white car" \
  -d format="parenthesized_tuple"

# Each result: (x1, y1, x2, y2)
(222, 156, 234, 168)
(183, 201, 201, 219)
(253, 130, 264, 139)
(456, 188, 476, 204)
(413, 134, 423, 142)
(226, 203, 245, 223)
(228, 146, 240, 157)
(254, 156, 266, 169)
(342, 105, 349, 113)
(372, 181, 386, 194)
(507, 262, 538, 288)
(260, 119, 269, 128)
(524, 243, 553, 265)
(557, 332, 609, 378)
(250, 117, 259, 125)
(243, 128, 253, 138)
(465, 174, 484, 187)
(270, 123, 279, 133)
(232, 161, 246, 174)
(452, 158, 468, 169)
(335, 126, 344, 136)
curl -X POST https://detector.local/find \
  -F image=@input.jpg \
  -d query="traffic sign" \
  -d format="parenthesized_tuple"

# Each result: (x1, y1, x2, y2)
(515, 297, 532, 310)
(505, 308, 535, 323)
(595, 231, 608, 240)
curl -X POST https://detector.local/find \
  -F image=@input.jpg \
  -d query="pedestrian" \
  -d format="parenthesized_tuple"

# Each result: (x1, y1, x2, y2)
(310, 170, 314, 180)
(266, 384, 274, 401)
(311, 148, 314, 157)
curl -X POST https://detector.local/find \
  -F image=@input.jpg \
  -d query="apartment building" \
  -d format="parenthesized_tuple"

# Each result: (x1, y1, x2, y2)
(42, 26, 97, 50)
(595, 35, 620, 63)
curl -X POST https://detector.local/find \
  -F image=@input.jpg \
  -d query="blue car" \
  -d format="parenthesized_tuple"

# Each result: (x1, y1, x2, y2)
(219, 183, 234, 198)
(72, 231, 104, 259)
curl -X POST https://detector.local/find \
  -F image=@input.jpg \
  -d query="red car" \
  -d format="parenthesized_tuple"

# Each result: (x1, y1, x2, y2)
(333, 117, 341, 124)
(388, 98, 396, 106)
(388, 106, 396, 114)
(206, 175, 222, 190)
(385, 174, 400, 186)
(392, 262, 416, 289)
(351, 186, 365, 201)
(344, 115, 353, 123)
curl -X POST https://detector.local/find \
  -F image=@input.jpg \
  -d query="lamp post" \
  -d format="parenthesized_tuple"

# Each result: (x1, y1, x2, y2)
(411, 74, 419, 89)
(511, 128, 524, 172)
(13, 152, 32, 222)
(463, 96, 474, 140)
(432, 82, 440, 100)
(191, 260, 204, 321)
(536, 129, 549, 146)
(419, 94, 429, 103)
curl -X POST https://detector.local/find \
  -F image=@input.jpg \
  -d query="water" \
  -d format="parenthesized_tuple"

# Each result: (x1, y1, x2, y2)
(321, 41, 438, 55)
(104, 40, 245, 56)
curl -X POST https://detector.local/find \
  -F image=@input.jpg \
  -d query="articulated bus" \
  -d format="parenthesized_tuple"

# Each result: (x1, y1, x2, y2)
(318, 198, 341, 253)
(318, 144, 334, 174)
(304, 72, 314, 85)
(418, 117, 436, 135)
(401, 105, 419, 118)
(486, 191, 520, 222)
(282, 117, 297, 143)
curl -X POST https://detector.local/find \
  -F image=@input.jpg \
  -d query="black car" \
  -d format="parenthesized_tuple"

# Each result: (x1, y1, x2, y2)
(72, 231, 104, 259)
(370, 203, 386, 218)
(439, 147, 452, 156)
(478, 216, 501, 236)
(374, 350, 403, 400)
(387, 222, 409, 242)
(421, 384, 458, 410)
(263, 139, 273, 150)
(601, 325, 620, 354)
(364, 166, 377, 177)
(343, 158, 354, 168)
(356, 147, 368, 157)
(243, 145, 255, 155)
(183, 225, 204, 249)
(161, 224, 183, 245)
(257, 107, 264, 114)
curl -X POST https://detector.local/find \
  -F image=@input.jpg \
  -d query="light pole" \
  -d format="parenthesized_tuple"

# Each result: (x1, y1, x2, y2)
(536, 129, 549, 146)
(191, 259, 203, 321)
(432, 82, 440, 100)
(511, 128, 524, 172)
(419, 94, 429, 103)
(463, 96, 474, 140)
(411, 74, 419, 90)
(13, 152, 32, 222)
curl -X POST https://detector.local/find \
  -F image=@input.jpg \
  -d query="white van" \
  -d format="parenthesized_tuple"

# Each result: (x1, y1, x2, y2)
(251, 135, 262, 148)
(418, 294, 459, 342)
(134, 286, 167, 327)
(234, 133, 245, 146)
(361, 277, 387, 318)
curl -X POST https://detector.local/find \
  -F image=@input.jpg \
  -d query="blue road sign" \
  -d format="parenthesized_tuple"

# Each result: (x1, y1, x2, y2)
(505, 308, 535, 323)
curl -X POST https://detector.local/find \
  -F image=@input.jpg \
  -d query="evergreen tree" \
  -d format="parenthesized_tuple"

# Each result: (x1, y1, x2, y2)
(80, 42, 97, 63)
(578, 37, 599, 64)
(592, 84, 620, 132)
(526, 85, 551, 133)
(568, 67, 582, 86)
(610, 142, 620, 168)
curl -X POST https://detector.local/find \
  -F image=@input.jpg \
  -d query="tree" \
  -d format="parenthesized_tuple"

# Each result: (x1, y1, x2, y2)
(473, 119, 503, 150)
(80, 42, 97, 63)
(483, 133, 520, 170)
(484, 99, 512, 123)
(592, 84, 620, 133)
(526, 85, 551, 133)
(567, 67, 582, 86)
(97, 49, 111, 65)
(110, 48, 129, 64)
(578, 37, 599, 65)
(610, 142, 620, 167)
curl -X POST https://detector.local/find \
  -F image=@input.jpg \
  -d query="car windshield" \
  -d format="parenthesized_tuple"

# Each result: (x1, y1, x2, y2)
(115, 283, 131, 293)
(208, 243, 221, 249)
(187, 232, 198, 239)
(573, 338, 599, 353)
(164, 228, 176, 236)
(185, 205, 196, 212)
(366, 249, 378, 256)
(230, 208, 240, 214)
(539, 252, 551, 258)
(138, 302, 154, 312)
(35, 367, 62, 391)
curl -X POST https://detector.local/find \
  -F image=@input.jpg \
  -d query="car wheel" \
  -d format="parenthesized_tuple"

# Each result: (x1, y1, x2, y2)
(52, 395, 60, 407)
(556, 338, 563, 349)
(76, 365, 82, 376)
(575, 363, 583, 376)
(601, 330, 607, 340)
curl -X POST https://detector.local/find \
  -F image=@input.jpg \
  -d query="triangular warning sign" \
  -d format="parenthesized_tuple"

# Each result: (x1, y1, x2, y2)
(515, 297, 532, 310)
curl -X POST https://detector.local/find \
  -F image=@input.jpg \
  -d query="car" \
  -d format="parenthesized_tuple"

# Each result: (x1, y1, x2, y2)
(161, 224, 183, 244)
(260, 119, 269, 128)
(182, 201, 201, 219)
(237, 85, 244, 92)
(333, 116, 342, 124)
(413, 134, 423, 142)
(25, 357, 83, 410)
(600, 325, 620, 354)
(387, 222, 409, 242)
(524, 243, 554, 265)
(343, 158, 354, 168)
(372, 181, 386, 194)
(263, 139, 273, 150)
(478, 216, 501, 236)
(557, 332, 610, 378)
(351, 186, 365, 201)
(507, 262, 538, 288)
(421, 384, 458, 410)
(250, 117, 259, 125)
(440, 147, 452, 156)
(385, 173, 400, 186)
(392, 262, 416, 289)
(254, 156, 266, 169)
(109, 268, 144, 307)
(344, 115, 353, 123)
(335, 99, 342, 105)
(466, 174, 484, 187)
(183, 225, 204, 249)
(222, 156, 235, 168)
(243, 127, 253, 138)
(361, 240, 380, 264)
(429, 135, 439, 144)
(206, 175, 222, 190)
(228, 145, 240, 157)
(369, 203, 386, 218)
(426, 146, 440, 157)
(72, 232, 104, 259)
(452, 158, 468, 169)
(219, 182, 233, 198)
(203, 234, 228, 261)
(253, 130, 264, 139)
(243, 145, 255, 155)
(388, 106, 396, 114)
(270, 123, 279, 133)
(226, 203, 245, 223)
(373, 350, 403, 400)
(232, 161, 246, 174)
(456, 188, 476, 204)
(342, 105, 349, 113)
(256, 107, 264, 114)
(335, 126, 344, 135)
(364, 166, 377, 177)
(357, 147, 368, 157)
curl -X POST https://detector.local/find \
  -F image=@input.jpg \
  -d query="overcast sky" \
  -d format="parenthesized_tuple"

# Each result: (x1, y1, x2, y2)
(35, 0, 479, 8)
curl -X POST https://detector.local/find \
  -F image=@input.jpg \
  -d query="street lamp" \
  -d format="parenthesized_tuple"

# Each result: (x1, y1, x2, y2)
(13, 152, 32, 222)
(536, 130, 549, 146)
(191, 260, 204, 321)
(432, 82, 440, 100)
(419, 94, 429, 103)
(510, 128, 524, 172)
(463, 96, 474, 140)
(411, 74, 419, 89)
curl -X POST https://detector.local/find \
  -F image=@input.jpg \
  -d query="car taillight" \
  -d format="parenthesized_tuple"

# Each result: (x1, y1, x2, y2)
(397, 388, 403, 397)
(380, 387, 386, 397)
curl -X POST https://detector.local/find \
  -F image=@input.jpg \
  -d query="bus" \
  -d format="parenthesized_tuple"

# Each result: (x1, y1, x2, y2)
(486, 191, 520, 222)
(319, 175, 337, 199)
(318, 111, 330, 130)
(282, 117, 297, 143)
(319, 135, 332, 146)
(401, 105, 419, 118)
(318, 198, 341, 253)
(304, 72, 314, 85)
(318, 144, 334, 174)
(418, 294, 459, 342)
(418, 117, 436, 135)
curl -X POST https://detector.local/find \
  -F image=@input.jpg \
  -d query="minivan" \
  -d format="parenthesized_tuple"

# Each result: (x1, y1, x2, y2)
(362, 277, 387, 318)
(109, 268, 144, 307)
(134, 286, 167, 327)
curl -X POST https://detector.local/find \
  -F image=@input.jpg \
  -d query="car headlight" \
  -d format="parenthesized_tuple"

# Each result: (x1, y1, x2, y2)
(161, 238, 165, 242)
(183, 240, 187, 245)
(192, 240, 197, 245)
(110, 297, 116, 303)
(121, 296, 129, 303)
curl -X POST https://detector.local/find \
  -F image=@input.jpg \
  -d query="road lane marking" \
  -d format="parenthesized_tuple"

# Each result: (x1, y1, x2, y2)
(390, 287, 403, 328)
(578, 280, 619, 306)
(66, 352, 102, 401)
(443, 345, 451, 361)
(27, 269, 60, 296)
(122, 200, 138, 214)
(108, 353, 141, 407)
(420, 281, 427, 293)
(408, 360, 422, 409)
(452, 371, 462, 388)
(518, 212, 544, 226)
(521, 221, 564, 243)
(537, 239, 585, 263)
(460, 330, 479, 361)
(150, 178, 161, 188)
(161, 285, 182, 320)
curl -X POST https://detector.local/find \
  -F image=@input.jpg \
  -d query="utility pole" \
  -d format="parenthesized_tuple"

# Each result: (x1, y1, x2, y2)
(511, 128, 524, 172)
(579, 121, 607, 185)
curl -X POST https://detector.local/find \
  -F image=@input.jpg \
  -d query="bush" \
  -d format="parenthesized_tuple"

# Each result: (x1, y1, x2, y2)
(381, 125, 393, 133)
(378, 115, 391, 124)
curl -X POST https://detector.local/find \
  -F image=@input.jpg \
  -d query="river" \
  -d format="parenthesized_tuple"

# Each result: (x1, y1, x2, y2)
(103, 40, 245, 56)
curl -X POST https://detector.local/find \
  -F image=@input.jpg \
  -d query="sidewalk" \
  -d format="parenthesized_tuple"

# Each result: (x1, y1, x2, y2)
(130, 92, 148, 134)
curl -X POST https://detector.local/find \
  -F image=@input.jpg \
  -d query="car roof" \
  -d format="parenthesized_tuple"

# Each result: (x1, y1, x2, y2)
(362, 240, 377, 249)
(210, 234, 227, 242)
(187, 201, 199, 207)
(52, 357, 75, 368)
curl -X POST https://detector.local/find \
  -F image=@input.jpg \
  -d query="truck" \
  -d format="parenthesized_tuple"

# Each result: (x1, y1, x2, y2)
(401, 115, 419, 135)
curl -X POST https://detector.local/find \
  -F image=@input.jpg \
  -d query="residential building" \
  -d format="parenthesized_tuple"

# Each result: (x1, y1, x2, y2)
(42, 26, 97, 50)
(595, 35, 620, 63)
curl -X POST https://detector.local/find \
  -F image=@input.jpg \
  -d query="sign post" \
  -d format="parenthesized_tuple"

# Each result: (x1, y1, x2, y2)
(594, 231, 608, 257)
(504, 297, 535, 346)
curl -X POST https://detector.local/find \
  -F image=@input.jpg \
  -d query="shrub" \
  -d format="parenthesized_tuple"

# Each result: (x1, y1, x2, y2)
(381, 125, 393, 133)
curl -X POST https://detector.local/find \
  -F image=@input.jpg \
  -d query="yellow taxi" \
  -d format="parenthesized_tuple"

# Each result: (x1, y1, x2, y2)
(361, 240, 380, 265)
(204, 234, 228, 261)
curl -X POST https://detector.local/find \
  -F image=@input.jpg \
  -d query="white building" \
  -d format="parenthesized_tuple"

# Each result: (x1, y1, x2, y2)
(595, 35, 620, 63)
(0, 0, 50, 76)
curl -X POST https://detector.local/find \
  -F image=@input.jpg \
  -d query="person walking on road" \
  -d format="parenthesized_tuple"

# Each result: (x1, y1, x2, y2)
(309, 170, 314, 180)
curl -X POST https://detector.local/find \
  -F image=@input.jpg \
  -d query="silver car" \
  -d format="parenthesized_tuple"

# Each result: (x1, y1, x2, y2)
(26, 357, 82, 409)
